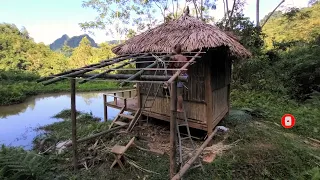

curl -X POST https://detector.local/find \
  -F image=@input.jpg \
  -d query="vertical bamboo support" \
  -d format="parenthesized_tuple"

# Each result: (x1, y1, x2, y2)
(129, 90, 132, 98)
(170, 81, 178, 179)
(71, 78, 78, 171)
(122, 91, 124, 97)
(205, 60, 214, 137)
(103, 94, 107, 122)
(124, 98, 127, 109)
(114, 93, 117, 105)
(137, 83, 142, 108)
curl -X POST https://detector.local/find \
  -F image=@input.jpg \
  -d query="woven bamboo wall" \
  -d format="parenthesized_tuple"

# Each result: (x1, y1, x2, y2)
(213, 86, 229, 120)
(141, 95, 207, 123)
(137, 58, 206, 102)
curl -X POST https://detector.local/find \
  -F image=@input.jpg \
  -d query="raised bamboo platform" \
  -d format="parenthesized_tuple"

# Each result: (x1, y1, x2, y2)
(104, 89, 208, 131)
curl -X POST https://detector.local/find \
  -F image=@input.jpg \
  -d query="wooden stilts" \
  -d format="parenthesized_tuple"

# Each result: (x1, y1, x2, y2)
(170, 81, 178, 179)
(71, 78, 78, 171)
(103, 94, 108, 122)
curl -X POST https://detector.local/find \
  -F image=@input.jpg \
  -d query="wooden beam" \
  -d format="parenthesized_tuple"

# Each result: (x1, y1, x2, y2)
(79, 74, 188, 82)
(170, 81, 178, 179)
(171, 128, 218, 180)
(71, 79, 78, 171)
(64, 124, 127, 147)
(42, 55, 137, 85)
(37, 56, 125, 83)
(119, 61, 158, 86)
(79, 58, 139, 84)
(167, 51, 202, 84)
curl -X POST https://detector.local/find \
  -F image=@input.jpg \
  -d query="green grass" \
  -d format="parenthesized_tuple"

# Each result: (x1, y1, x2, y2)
(0, 79, 125, 106)
(3, 88, 320, 180)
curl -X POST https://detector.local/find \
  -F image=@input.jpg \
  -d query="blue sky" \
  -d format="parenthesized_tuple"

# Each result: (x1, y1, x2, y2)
(0, 0, 309, 45)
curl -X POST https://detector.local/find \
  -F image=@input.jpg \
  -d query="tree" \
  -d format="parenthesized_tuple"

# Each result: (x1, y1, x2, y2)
(262, 2, 320, 49)
(80, 0, 218, 39)
(68, 37, 94, 68)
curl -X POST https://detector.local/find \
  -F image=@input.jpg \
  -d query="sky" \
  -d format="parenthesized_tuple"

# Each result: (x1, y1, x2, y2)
(0, 0, 310, 45)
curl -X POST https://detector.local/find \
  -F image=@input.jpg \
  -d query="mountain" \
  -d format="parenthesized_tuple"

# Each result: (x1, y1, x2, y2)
(50, 34, 98, 50)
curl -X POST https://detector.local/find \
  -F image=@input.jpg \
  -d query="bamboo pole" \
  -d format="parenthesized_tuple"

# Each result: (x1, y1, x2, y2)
(79, 74, 188, 82)
(171, 128, 218, 180)
(42, 55, 135, 85)
(103, 94, 107, 122)
(37, 56, 125, 83)
(77, 124, 126, 144)
(79, 54, 149, 84)
(71, 79, 78, 171)
(119, 61, 158, 86)
(167, 51, 201, 84)
(170, 81, 178, 179)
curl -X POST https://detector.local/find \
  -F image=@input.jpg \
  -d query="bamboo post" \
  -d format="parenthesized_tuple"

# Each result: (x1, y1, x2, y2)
(122, 91, 124, 97)
(124, 98, 127, 109)
(170, 81, 178, 179)
(114, 93, 117, 105)
(103, 94, 108, 122)
(70, 78, 78, 171)
(171, 128, 218, 180)
(129, 90, 132, 98)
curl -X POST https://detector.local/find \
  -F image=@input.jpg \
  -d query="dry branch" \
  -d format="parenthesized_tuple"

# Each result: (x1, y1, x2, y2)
(261, 0, 285, 28)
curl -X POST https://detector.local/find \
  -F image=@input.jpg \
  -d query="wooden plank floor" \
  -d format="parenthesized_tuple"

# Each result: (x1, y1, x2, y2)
(107, 98, 139, 113)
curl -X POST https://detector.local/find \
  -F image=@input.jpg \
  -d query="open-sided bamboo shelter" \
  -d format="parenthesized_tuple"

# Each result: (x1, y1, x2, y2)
(38, 8, 250, 179)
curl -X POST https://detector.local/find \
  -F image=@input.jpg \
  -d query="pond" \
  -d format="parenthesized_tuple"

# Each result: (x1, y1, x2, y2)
(0, 90, 136, 149)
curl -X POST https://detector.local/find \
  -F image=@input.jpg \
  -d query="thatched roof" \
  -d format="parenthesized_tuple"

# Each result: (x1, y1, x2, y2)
(112, 12, 251, 58)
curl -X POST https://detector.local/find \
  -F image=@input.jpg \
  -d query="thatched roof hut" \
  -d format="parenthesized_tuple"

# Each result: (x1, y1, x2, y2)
(112, 12, 251, 58)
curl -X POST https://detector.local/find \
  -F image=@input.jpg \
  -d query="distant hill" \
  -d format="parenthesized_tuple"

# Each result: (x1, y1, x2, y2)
(50, 34, 98, 50)
(262, 3, 320, 49)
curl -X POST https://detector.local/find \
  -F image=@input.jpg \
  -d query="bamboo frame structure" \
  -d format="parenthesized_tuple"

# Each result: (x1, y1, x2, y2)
(39, 50, 207, 176)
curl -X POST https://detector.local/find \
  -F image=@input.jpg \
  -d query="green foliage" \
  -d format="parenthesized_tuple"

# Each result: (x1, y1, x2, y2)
(231, 89, 320, 139)
(0, 23, 68, 76)
(52, 109, 82, 119)
(216, 1, 265, 55)
(263, 3, 320, 49)
(0, 70, 120, 105)
(0, 146, 51, 180)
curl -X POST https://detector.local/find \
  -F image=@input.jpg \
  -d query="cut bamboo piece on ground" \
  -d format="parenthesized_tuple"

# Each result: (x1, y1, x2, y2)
(171, 127, 219, 180)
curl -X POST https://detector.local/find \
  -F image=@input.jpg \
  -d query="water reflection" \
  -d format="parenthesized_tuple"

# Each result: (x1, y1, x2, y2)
(0, 90, 136, 149)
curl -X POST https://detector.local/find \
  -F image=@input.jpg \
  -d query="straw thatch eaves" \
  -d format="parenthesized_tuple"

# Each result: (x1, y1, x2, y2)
(112, 13, 251, 58)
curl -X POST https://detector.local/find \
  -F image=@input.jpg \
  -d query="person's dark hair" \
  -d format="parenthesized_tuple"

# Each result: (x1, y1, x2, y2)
(173, 44, 182, 54)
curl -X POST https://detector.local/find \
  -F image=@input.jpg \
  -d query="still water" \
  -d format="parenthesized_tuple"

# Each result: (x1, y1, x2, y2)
(0, 90, 135, 149)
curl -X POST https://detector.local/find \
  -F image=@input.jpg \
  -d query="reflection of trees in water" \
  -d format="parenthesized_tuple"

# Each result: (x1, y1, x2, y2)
(0, 91, 136, 118)
(0, 98, 36, 118)
(0, 93, 66, 118)
(78, 93, 102, 105)
(64, 92, 102, 106)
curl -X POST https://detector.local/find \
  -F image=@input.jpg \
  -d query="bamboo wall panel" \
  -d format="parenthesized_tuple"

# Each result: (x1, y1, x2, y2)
(138, 58, 205, 102)
(141, 95, 206, 123)
(213, 86, 228, 120)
